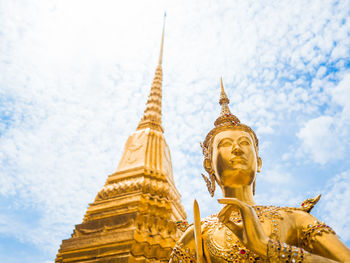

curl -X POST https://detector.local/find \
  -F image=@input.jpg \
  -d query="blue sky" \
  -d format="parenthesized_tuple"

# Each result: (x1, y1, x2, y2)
(0, 0, 350, 262)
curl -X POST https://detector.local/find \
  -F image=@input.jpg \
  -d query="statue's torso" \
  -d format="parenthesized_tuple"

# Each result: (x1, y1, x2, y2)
(170, 197, 332, 263)
(203, 206, 295, 263)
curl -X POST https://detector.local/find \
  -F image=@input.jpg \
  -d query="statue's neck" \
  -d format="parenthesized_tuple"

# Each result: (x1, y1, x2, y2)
(222, 185, 256, 206)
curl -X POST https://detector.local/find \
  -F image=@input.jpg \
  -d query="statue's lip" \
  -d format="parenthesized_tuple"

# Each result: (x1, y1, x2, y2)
(230, 157, 247, 164)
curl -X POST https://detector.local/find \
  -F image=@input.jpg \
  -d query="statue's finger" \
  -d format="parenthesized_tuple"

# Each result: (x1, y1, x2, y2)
(218, 198, 243, 208)
(218, 205, 234, 222)
(225, 221, 243, 237)
(239, 205, 259, 223)
(217, 204, 229, 218)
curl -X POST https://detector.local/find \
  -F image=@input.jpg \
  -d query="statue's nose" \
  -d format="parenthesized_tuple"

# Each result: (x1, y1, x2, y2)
(231, 145, 243, 155)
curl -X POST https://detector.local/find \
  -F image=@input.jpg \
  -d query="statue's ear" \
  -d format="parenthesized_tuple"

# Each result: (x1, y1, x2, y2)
(257, 157, 262, 173)
(203, 158, 212, 173)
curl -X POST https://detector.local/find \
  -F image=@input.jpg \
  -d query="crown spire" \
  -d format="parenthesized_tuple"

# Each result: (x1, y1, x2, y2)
(219, 77, 231, 115)
(214, 78, 240, 126)
(137, 14, 166, 133)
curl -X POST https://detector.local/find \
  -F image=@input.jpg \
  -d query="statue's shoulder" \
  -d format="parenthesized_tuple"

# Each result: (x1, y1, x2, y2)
(273, 195, 323, 229)
(170, 224, 196, 261)
(175, 214, 218, 234)
(202, 214, 219, 225)
(172, 215, 218, 255)
(175, 220, 191, 232)
(276, 195, 336, 244)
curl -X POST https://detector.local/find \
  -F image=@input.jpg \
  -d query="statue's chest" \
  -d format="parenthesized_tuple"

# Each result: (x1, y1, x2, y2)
(204, 206, 284, 263)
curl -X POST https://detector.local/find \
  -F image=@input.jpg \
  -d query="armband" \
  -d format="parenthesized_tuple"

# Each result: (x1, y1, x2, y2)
(267, 239, 309, 262)
(301, 221, 335, 248)
(170, 243, 196, 263)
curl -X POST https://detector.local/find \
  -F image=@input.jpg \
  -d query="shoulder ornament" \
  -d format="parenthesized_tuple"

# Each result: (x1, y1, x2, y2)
(175, 220, 191, 232)
(300, 194, 321, 213)
(175, 215, 217, 233)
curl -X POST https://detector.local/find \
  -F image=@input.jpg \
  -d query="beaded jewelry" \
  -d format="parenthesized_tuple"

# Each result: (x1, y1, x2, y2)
(301, 221, 335, 248)
(206, 206, 284, 263)
(170, 243, 196, 263)
(175, 220, 190, 232)
(267, 239, 309, 263)
(171, 204, 332, 263)
(206, 229, 262, 262)
(253, 206, 283, 240)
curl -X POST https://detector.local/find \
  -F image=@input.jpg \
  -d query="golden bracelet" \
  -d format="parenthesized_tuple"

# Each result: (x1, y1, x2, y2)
(301, 221, 335, 248)
(267, 239, 309, 262)
(170, 243, 196, 263)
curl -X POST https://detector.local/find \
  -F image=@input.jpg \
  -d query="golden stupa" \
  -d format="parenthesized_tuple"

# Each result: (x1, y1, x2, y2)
(55, 16, 186, 263)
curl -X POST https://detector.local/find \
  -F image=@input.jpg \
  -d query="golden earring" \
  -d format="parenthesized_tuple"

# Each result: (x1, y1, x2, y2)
(210, 172, 216, 197)
(201, 172, 216, 197)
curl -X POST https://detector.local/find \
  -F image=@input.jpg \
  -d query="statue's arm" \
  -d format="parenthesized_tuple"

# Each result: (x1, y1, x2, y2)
(169, 225, 208, 263)
(293, 210, 350, 262)
(218, 198, 350, 262)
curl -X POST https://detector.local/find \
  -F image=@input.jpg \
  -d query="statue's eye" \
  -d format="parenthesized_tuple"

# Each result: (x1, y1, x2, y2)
(219, 141, 232, 147)
(240, 140, 250, 146)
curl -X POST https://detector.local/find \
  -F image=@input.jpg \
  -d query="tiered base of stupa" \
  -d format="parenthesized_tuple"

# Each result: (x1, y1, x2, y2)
(56, 167, 185, 263)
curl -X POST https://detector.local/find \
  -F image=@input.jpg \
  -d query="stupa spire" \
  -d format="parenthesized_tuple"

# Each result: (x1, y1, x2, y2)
(137, 13, 166, 132)
(158, 12, 166, 65)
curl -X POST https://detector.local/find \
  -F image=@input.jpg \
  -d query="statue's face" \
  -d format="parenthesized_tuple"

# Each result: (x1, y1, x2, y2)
(212, 129, 260, 188)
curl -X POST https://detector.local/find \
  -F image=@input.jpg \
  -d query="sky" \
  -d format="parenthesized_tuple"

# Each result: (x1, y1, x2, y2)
(0, 0, 349, 262)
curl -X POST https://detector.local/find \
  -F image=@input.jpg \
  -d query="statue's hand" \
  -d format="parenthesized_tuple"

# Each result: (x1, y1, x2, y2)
(218, 198, 268, 257)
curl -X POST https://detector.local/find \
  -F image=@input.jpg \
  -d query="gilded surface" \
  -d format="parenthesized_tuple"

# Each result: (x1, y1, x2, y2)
(56, 15, 186, 263)
(55, 14, 350, 263)
(169, 80, 350, 263)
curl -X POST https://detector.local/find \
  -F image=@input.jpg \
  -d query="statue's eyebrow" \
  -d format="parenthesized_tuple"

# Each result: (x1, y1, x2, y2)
(218, 138, 233, 146)
(238, 136, 251, 142)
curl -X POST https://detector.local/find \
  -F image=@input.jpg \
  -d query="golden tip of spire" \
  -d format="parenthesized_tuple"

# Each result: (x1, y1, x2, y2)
(219, 77, 229, 105)
(220, 77, 224, 93)
(158, 13, 166, 65)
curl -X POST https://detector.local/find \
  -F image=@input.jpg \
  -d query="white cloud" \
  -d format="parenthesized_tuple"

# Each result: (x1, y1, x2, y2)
(319, 170, 350, 241)
(297, 115, 345, 164)
(297, 73, 350, 164)
(331, 73, 350, 117)
(258, 166, 293, 185)
(0, 0, 349, 261)
(255, 189, 303, 208)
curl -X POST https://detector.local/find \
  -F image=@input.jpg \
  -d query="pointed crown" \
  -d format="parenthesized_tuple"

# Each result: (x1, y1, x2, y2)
(201, 79, 259, 162)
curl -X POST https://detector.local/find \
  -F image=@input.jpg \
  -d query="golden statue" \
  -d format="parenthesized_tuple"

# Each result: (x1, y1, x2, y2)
(169, 78, 350, 263)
